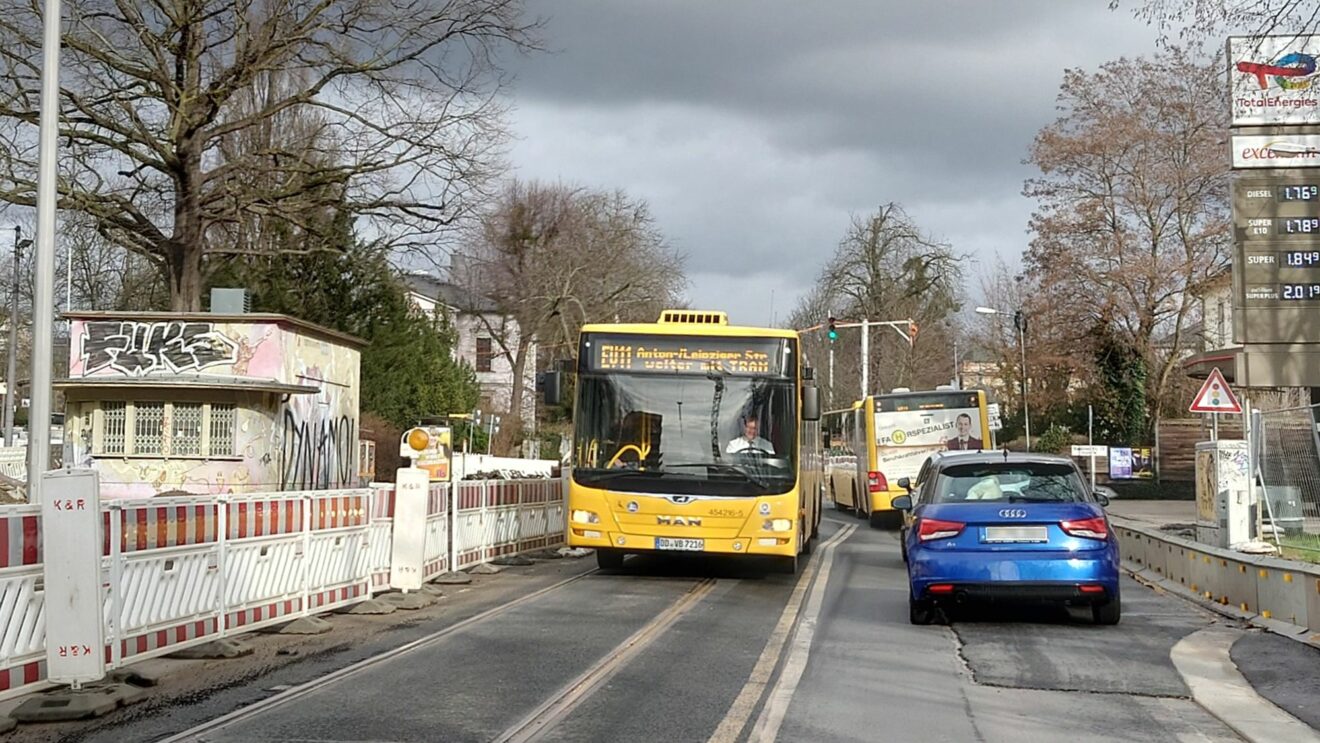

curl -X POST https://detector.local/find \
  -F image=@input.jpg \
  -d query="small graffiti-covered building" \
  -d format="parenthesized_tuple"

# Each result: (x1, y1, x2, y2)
(59, 312, 364, 499)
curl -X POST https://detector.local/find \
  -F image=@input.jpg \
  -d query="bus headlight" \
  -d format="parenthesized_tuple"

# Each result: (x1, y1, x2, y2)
(571, 510, 600, 524)
(763, 519, 793, 532)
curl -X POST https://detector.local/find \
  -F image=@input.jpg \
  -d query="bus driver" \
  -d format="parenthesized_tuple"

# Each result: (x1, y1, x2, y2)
(727, 415, 775, 454)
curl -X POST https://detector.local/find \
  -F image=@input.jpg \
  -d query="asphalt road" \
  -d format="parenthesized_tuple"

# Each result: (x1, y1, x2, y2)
(46, 512, 1255, 742)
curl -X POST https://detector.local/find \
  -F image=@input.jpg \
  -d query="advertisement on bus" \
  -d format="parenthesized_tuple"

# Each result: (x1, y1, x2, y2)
(874, 405, 987, 482)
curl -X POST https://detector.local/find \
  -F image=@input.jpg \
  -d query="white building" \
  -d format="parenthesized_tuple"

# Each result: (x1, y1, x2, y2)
(403, 273, 537, 437)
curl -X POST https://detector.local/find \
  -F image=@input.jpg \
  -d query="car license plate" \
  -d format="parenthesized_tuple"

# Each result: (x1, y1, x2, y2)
(984, 526, 1048, 543)
(655, 537, 704, 551)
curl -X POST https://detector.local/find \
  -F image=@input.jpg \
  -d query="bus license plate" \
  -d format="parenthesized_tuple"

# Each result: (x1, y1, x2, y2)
(655, 537, 704, 552)
(984, 526, 1048, 543)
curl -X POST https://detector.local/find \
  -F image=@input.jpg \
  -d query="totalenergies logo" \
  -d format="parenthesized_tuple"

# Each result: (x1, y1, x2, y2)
(1237, 51, 1318, 90)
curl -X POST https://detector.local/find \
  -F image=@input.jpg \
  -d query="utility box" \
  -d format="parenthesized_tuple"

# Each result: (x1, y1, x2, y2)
(1194, 440, 1251, 547)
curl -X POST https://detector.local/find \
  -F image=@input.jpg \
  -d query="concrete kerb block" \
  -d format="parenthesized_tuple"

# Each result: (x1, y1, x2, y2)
(431, 571, 474, 585)
(107, 666, 162, 687)
(491, 554, 535, 567)
(468, 563, 503, 575)
(334, 598, 398, 615)
(379, 591, 438, 610)
(11, 682, 146, 722)
(261, 616, 333, 635)
(165, 638, 254, 660)
(421, 584, 446, 597)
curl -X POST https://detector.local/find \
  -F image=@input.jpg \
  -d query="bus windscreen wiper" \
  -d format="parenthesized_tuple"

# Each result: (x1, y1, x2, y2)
(665, 462, 769, 487)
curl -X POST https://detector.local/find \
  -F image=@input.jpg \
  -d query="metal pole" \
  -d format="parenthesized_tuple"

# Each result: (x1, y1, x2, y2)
(29, 0, 62, 501)
(860, 319, 869, 400)
(828, 342, 835, 408)
(1212, 412, 1219, 441)
(1088, 405, 1095, 490)
(4, 227, 19, 447)
(1017, 313, 1030, 451)
(952, 336, 960, 390)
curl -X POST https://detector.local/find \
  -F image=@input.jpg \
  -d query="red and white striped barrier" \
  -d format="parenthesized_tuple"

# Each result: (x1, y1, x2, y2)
(0, 477, 563, 701)
(106, 496, 225, 667)
(421, 483, 451, 582)
(0, 505, 44, 700)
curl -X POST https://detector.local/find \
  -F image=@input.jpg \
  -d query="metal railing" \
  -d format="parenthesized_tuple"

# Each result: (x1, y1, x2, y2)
(1253, 404, 1320, 559)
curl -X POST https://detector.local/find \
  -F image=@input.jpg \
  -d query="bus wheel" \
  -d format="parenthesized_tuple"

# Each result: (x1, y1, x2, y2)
(801, 522, 813, 556)
(595, 549, 625, 570)
(854, 491, 868, 520)
(833, 483, 848, 512)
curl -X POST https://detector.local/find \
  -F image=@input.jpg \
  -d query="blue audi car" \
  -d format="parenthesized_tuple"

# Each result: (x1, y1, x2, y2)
(893, 451, 1120, 625)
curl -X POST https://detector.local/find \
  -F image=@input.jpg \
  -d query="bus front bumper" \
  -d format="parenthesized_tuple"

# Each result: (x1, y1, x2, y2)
(568, 529, 796, 556)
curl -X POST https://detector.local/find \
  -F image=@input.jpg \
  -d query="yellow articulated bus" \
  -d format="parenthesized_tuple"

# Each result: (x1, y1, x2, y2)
(551, 310, 823, 573)
(824, 388, 990, 528)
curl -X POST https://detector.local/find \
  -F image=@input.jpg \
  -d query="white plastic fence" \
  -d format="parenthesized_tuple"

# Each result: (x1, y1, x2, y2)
(0, 477, 564, 701)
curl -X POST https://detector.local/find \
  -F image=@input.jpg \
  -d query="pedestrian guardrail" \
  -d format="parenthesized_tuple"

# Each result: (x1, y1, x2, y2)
(0, 476, 565, 701)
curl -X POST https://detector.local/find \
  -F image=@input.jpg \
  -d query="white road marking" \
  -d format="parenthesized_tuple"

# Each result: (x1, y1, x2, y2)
(707, 522, 858, 743)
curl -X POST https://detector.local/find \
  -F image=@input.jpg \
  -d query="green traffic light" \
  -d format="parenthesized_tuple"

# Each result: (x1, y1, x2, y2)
(828, 329, 838, 341)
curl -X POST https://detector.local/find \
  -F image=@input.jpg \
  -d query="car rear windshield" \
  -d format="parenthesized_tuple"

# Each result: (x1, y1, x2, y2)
(931, 462, 1089, 504)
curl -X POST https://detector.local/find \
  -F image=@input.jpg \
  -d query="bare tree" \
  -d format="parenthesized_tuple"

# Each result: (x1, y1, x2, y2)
(462, 179, 687, 451)
(1116, 0, 1320, 38)
(793, 203, 963, 398)
(0, 0, 538, 310)
(1023, 47, 1229, 427)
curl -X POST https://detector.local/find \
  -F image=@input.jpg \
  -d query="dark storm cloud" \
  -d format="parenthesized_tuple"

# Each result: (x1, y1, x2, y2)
(501, 1, 1165, 323)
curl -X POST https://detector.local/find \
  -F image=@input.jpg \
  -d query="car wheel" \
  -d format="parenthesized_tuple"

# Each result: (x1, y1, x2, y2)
(900, 531, 909, 563)
(909, 594, 937, 625)
(595, 549, 625, 570)
(1092, 593, 1121, 625)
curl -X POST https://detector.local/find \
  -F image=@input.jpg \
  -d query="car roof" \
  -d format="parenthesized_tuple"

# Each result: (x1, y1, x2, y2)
(927, 450, 1077, 467)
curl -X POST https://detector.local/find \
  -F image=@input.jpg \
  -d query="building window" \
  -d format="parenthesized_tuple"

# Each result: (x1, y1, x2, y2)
(95, 401, 238, 459)
(134, 402, 166, 455)
(172, 403, 203, 456)
(210, 403, 236, 457)
(102, 401, 126, 455)
(476, 337, 494, 372)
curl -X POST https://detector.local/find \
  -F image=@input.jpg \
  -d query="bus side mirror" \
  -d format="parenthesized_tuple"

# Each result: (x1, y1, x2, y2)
(541, 371, 562, 406)
(802, 385, 820, 421)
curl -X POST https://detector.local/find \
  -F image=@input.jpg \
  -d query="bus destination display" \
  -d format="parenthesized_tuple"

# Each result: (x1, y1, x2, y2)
(586, 334, 786, 376)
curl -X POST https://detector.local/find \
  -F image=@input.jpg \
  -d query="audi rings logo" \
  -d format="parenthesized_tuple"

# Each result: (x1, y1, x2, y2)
(998, 509, 1028, 519)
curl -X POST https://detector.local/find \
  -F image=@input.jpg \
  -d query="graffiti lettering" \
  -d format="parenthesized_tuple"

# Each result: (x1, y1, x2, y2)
(280, 409, 357, 490)
(81, 321, 240, 376)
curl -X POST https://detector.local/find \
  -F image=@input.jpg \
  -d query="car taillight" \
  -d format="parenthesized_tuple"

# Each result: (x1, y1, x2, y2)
(1061, 517, 1109, 540)
(867, 470, 888, 493)
(917, 517, 964, 542)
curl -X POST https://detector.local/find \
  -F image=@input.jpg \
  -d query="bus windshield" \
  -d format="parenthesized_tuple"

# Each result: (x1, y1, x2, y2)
(572, 371, 798, 497)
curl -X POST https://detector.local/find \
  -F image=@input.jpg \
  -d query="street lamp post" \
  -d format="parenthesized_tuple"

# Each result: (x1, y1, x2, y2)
(976, 306, 1031, 451)
(4, 227, 29, 447)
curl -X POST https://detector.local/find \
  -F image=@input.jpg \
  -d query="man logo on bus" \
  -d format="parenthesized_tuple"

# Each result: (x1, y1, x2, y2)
(891, 429, 907, 445)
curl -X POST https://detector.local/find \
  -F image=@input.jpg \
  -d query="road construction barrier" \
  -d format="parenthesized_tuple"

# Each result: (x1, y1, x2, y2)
(0, 476, 565, 701)
(1114, 518, 1320, 636)
(0, 505, 43, 700)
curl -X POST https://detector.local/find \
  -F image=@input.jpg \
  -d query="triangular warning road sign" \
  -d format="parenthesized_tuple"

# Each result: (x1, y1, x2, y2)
(1189, 368, 1242, 414)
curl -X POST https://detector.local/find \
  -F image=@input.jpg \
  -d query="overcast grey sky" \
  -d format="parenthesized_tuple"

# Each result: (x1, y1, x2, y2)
(500, 1, 1165, 326)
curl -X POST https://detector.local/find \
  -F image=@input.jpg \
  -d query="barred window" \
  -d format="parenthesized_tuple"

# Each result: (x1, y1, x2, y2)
(209, 403, 236, 457)
(95, 401, 239, 459)
(172, 403, 203, 456)
(102, 402, 126, 455)
(134, 402, 165, 455)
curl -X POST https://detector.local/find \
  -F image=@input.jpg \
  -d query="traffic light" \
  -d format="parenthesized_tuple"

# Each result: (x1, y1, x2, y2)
(908, 321, 918, 345)
(827, 316, 838, 342)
